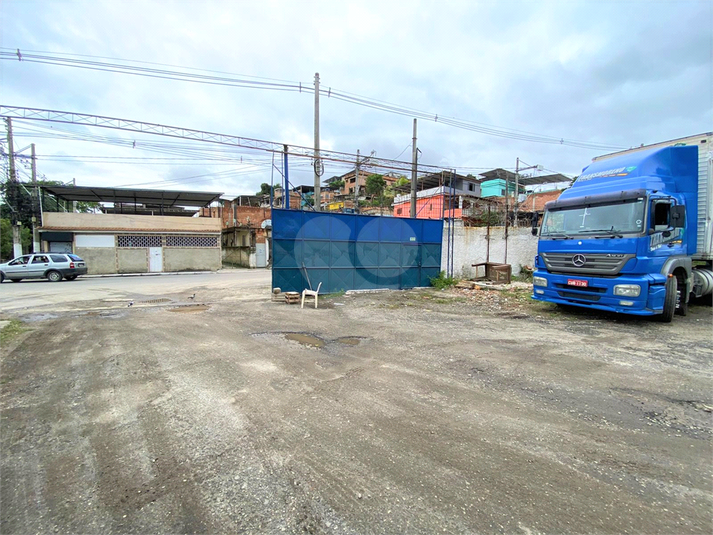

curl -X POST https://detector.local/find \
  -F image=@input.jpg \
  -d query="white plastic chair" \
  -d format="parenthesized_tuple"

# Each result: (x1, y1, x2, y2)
(301, 282, 322, 309)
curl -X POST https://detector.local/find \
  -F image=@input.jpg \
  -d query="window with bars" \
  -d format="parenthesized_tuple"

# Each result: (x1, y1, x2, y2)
(165, 235, 218, 248)
(117, 235, 162, 248)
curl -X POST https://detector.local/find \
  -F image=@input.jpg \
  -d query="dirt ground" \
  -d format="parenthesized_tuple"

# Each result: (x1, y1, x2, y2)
(1, 273, 712, 534)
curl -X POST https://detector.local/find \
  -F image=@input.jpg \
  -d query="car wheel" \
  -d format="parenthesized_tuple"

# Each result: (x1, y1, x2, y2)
(0, 272, 4, 283)
(65, 275, 78, 281)
(657, 276, 676, 323)
(47, 270, 63, 282)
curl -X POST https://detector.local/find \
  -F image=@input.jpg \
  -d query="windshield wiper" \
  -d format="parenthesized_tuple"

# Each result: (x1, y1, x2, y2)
(542, 232, 572, 240)
(579, 227, 624, 239)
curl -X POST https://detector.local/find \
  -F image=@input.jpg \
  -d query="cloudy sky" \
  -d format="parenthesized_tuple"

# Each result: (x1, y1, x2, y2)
(1, 0, 711, 198)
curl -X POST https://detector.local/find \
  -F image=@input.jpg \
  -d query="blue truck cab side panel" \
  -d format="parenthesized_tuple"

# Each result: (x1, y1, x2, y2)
(532, 145, 698, 316)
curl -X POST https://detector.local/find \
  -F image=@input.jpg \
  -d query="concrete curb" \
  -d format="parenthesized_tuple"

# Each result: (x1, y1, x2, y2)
(83, 271, 216, 279)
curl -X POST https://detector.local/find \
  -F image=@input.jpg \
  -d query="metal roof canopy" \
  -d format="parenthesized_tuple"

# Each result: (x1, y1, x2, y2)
(479, 168, 572, 186)
(393, 171, 474, 193)
(40, 185, 223, 207)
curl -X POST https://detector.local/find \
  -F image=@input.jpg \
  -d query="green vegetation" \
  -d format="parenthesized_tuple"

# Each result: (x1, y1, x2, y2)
(1, 218, 31, 261)
(0, 319, 27, 345)
(328, 179, 345, 192)
(429, 271, 459, 290)
(516, 265, 534, 282)
(256, 183, 272, 196)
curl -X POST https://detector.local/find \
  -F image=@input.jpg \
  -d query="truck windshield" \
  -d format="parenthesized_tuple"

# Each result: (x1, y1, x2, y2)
(541, 199, 645, 238)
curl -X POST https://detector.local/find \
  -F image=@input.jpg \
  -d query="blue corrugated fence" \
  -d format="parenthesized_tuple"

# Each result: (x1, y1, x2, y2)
(272, 209, 443, 293)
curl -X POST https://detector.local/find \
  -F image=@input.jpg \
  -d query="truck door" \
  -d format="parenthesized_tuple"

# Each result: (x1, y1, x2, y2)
(648, 199, 686, 259)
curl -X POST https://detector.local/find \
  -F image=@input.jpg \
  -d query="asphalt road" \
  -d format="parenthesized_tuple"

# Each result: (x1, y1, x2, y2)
(0, 269, 271, 314)
(1, 272, 711, 534)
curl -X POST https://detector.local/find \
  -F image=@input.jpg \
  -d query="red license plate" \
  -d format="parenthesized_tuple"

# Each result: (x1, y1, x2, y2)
(567, 279, 588, 287)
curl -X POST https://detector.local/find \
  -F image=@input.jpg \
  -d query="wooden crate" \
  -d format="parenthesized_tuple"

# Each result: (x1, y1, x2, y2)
(284, 291, 301, 304)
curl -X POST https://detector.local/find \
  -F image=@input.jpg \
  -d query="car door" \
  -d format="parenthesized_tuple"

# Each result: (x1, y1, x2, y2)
(5, 255, 32, 278)
(29, 255, 51, 278)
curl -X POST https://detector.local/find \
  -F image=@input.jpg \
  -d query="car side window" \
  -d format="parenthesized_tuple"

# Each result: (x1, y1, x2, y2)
(8, 256, 30, 266)
(50, 255, 66, 263)
(32, 255, 50, 264)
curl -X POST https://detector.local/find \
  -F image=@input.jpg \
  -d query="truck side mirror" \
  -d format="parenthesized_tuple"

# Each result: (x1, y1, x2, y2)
(531, 214, 539, 236)
(670, 205, 686, 228)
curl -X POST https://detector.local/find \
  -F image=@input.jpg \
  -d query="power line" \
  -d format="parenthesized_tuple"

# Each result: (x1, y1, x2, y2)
(2, 48, 627, 151)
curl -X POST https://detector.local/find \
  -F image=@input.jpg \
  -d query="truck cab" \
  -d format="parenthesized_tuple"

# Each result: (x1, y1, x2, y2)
(532, 142, 713, 322)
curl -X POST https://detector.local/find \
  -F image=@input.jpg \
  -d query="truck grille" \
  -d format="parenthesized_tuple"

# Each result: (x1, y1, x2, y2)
(541, 253, 635, 276)
(558, 291, 601, 302)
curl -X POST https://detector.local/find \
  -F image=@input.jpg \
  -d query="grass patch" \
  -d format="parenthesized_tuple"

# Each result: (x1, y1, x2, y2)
(0, 319, 27, 345)
(429, 271, 459, 290)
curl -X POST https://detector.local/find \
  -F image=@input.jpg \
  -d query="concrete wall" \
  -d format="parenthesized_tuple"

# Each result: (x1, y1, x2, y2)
(223, 247, 251, 267)
(117, 249, 149, 273)
(442, 222, 538, 277)
(42, 212, 221, 232)
(75, 247, 117, 275)
(164, 248, 221, 272)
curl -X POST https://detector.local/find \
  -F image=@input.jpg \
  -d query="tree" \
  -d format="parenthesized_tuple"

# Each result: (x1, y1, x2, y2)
(0, 179, 99, 231)
(366, 174, 387, 214)
(395, 176, 410, 188)
(329, 179, 345, 192)
(256, 183, 272, 196)
(0, 218, 31, 261)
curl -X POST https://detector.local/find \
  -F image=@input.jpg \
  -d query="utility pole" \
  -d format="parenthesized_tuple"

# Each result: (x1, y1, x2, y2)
(514, 157, 520, 227)
(31, 143, 40, 253)
(313, 72, 321, 211)
(283, 144, 290, 210)
(410, 119, 418, 218)
(6, 118, 22, 258)
(72, 177, 77, 213)
(354, 149, 360, 213)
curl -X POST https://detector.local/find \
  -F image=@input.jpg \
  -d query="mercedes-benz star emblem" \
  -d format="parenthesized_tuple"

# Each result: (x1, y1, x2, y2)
(572, 254, 587, 267)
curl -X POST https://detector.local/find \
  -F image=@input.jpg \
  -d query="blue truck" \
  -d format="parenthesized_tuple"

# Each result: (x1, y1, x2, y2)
(532, 134, 713, 322)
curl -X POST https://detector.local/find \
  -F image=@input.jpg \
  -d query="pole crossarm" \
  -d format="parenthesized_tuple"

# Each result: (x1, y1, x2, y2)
(0, 105, 448, 175)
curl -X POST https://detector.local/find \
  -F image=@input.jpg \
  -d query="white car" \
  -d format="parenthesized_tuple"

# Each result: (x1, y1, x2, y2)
(0, 253, 88, 283)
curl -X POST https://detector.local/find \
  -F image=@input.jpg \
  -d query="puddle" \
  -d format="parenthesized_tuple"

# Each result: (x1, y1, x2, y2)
(22, 313, 59, 323)
(335, 337, 362, 346)
(285, 333, 325, 348)
(168, 305, 210, 313)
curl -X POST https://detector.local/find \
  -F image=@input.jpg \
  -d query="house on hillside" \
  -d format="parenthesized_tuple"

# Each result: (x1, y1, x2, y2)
(392, 172, 481, 220)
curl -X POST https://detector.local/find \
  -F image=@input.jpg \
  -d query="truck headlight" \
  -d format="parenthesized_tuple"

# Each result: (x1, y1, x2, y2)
(533, 276, 547, 287)
(613, 284, 641, 297)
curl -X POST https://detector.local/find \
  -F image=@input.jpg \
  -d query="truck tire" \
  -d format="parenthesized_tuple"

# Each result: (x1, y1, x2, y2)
(675, 272, 688, 316)
(658, 276, 676, 323)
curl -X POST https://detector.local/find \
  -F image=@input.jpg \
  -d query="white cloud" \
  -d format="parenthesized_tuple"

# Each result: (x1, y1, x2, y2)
(0, 0, 710, 195)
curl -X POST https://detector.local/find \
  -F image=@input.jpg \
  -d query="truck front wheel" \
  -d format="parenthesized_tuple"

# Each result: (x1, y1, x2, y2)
(658, 276, 676, 323)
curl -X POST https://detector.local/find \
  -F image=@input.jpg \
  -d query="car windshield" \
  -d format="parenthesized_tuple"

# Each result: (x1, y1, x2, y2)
(541, 199, 645, 237)
(68, 254, 83, 261)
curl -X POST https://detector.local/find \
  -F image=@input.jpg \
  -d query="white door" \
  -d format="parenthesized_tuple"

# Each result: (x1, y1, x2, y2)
(149, 247, 163, 272)
(255, 243, 266, 268)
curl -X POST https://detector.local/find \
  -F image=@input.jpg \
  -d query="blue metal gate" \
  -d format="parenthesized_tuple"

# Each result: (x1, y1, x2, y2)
(272, 209, 443, 293)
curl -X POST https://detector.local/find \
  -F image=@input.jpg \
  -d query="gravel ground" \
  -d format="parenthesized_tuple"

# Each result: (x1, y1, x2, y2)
(1, 275, 711, 534)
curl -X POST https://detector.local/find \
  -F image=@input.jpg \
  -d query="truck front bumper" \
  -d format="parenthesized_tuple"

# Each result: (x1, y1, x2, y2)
(531, 271, 666, 316)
